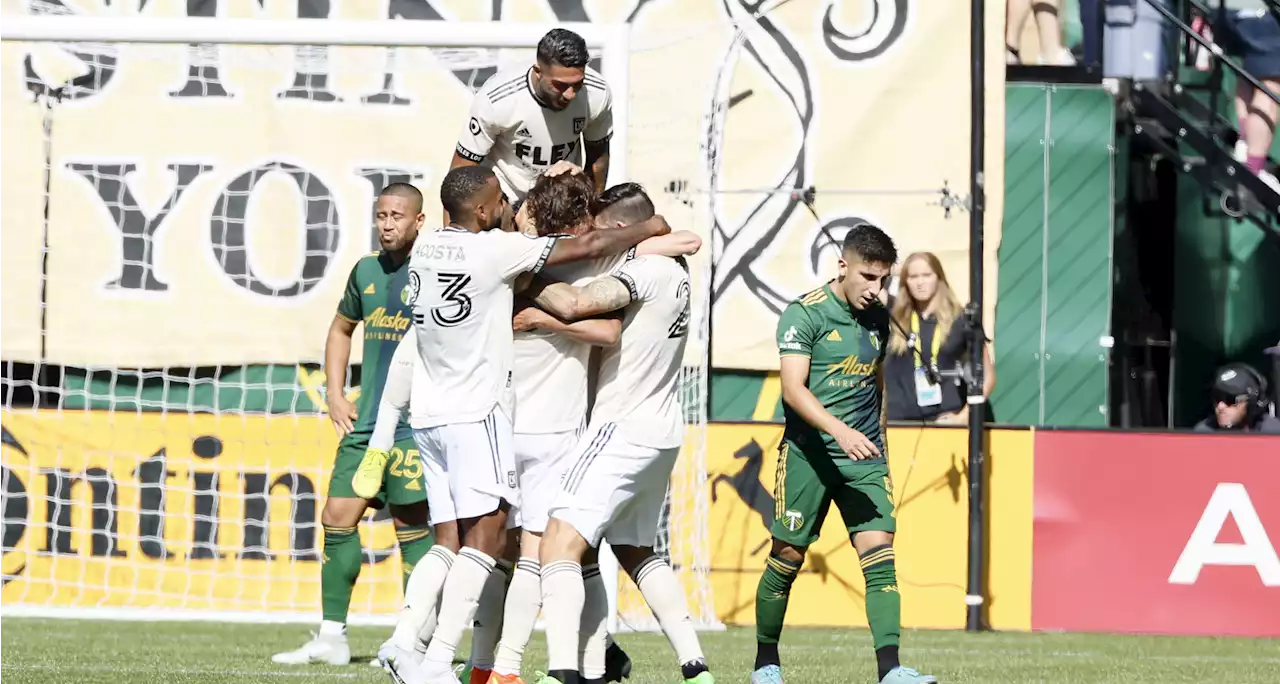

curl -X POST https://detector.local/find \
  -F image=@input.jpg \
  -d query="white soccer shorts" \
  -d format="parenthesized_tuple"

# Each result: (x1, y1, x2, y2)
(513, 429, 581, 534)
(415, 408, 519, 526)
(547, 421, 679, 548)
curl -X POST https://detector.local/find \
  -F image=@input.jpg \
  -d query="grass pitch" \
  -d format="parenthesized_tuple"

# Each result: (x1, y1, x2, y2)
(2, 618, 1277, 683)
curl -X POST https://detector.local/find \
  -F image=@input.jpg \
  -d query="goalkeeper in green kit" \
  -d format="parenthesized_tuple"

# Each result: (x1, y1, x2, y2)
(751, 225, 936, 684)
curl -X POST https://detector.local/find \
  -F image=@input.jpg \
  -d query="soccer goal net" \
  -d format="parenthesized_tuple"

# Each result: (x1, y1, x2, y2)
(0, 14, 720, 632)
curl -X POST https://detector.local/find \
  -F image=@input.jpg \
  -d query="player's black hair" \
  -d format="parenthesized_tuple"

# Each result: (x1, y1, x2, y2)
(527, 172, 595, 237)
(439, 166, 495, 220)
(536, 28, 590, 69)
(842, 223, 897, 266)
(379, 182, 423, 213)
(593, 182, 655, 226)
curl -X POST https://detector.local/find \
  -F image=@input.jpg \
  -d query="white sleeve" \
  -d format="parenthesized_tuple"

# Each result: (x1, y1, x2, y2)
(610, 254, 669, 303)
(492, 231, 558, 280)
(583, 77, 613, 144)
(455, 90, 502, 162)
(369, 329, 417, 451)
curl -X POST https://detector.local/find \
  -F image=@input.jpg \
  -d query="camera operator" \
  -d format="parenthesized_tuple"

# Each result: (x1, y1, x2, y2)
(1193, 363, 1280, 433)
(882, 252, 995, 425)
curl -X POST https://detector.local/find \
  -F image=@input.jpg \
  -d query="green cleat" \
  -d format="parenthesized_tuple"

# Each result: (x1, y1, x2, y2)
(750, 665, 784, 684)
(533, 674, 564, 684)
(685, 671, 716, 684)
(351, 447, 389, 499)
(879, 666, 937, 684)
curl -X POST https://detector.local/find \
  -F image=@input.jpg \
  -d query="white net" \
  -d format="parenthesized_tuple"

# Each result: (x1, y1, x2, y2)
(1, 21, 719, 630)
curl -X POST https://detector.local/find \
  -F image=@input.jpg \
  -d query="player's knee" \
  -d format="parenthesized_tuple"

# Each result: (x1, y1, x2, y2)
(389, 501, 431, 528)
(541, 517, 588, 562)
(608, 544, 651, 573)
(433, 520, 461, 551)
(321, 497, 365, 528)
(769, 538, 806, 565)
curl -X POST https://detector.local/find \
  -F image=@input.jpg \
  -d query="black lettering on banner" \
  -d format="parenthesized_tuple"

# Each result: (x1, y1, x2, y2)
(135, 448, 173, 560)
(41, 468, 124, 557)
(277, 0, 341, 102)
(240, 472, 319, 561)
(431, 272, 473, 327)
(211, 161, 340, 297)
(22, 0, 118, 100)
(169, 0, 231, 98)
(67, 162, 215, 293)
(188, 436, 223, 560)
(356, 167, 425, 252)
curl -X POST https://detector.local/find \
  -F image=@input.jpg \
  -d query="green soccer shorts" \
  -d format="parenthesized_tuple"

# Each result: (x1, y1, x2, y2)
(328, 432, 426, 508)
(770, 439, 896, 547)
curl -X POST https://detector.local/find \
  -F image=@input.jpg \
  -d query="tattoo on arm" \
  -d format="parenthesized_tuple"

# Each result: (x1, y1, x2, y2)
(577, 277, 633, 317)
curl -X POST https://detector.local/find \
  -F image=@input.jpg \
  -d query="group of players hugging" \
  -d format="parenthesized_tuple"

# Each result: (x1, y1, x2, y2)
(270, 27, 937, 684)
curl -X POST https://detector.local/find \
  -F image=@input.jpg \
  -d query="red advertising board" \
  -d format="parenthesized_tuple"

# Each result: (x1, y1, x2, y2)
(1032, 431, 1280, 637)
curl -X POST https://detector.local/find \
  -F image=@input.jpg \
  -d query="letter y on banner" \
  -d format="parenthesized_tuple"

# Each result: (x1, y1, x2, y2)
(1168, 483, 1280, 587)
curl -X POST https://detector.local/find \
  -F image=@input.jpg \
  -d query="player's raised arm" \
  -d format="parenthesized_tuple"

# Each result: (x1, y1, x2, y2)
(543, 214, 671, 268)
(513, 299, 622, 347)
(635, 230, 701, 257)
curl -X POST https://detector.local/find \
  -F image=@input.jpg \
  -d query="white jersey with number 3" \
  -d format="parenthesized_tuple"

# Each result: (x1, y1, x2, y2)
(590, 255, 692, 449)
(407, 227, 558, 428)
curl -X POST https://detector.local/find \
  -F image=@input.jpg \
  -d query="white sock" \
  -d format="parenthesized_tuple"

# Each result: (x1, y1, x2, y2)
(414, 603, 439, 655)
(319, 619, 346, 639)
(469, 558, 512, 670)
(541, 559, 584, 673)
(633, 555, 703, 665)
(494, 558, 542, 675)
(423, 547, 496, 668)
(579, 563, 610, 680)
(392, 545, 455, 651)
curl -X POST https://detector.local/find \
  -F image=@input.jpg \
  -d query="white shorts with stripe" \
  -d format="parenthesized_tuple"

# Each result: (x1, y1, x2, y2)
(415, 407, 519, 527)
(513, 428, 582, 534)
(547, 421, 679, 548)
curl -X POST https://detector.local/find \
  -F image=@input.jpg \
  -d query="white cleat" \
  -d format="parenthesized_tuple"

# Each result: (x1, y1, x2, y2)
(271, 632, 351, 665)
(418, 660, 463, 684)
(379, 641, 430, 684)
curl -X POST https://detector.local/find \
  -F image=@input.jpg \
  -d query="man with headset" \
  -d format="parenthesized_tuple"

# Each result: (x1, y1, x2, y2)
(1193, 363, 1280, 433)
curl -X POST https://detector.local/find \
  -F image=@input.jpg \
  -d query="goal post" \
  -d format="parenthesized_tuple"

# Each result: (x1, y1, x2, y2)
(0, 15, 717, 632)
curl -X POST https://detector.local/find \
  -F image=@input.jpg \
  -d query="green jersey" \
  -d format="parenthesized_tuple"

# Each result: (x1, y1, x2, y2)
(776, 283, 890, 463)
(336, 251, 415, 440)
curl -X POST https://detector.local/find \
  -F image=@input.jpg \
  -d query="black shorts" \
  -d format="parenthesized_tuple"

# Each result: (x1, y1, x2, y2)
(1217, 9, 1280, 78)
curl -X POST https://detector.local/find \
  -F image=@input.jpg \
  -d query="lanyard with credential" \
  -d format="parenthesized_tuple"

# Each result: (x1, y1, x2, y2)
(908, 312, 943, 371)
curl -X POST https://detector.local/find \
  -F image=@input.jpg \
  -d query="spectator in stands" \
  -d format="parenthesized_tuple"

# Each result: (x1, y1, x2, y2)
(883, 253, 996, 425)
(1216, 1, 1280, 192)
(1193, 362, 1280, 433)
(1006, 0, 1076, 65)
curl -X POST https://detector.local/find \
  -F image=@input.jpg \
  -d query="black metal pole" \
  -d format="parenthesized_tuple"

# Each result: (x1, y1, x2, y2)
(965, 0, 988, 633)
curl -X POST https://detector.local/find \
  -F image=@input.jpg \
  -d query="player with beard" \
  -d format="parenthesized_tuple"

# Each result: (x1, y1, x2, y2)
(362, 165, 669, 684)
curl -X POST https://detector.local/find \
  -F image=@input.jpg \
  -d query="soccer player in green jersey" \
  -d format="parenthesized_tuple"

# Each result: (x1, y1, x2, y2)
(273, 183, 435, 666)
(751, 224, 936, 684)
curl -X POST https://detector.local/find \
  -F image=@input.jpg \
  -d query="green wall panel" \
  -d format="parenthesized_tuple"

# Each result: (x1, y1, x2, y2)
(993, 84, 1115, 427)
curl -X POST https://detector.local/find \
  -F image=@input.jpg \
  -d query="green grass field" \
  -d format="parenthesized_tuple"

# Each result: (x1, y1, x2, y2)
(2, 618, 1277, 683)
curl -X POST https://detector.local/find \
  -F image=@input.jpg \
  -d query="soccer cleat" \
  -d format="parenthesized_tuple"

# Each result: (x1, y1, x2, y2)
(750, 664, 784, 684)
(271, 631, 351, 665)
(486, 673, 526, 684)
(604, 641, 632, 681)
(469, 667, 493, 684)
(379, 641, 429, 684)
(685, 672, 716, 684)
(879, 666, 937, 684)
(352, 447, 390, 499)
(533, 675, 565, 684)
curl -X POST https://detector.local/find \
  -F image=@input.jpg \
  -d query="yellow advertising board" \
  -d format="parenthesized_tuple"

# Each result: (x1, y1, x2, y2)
(1, 0, 1004, 370)
(702, 423, 1033, 630)
(0, 410, 405, 615)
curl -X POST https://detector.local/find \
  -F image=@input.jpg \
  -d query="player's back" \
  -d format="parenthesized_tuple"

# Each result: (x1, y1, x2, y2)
(408, 226, 557, 428)
(592, 255, 692, 449)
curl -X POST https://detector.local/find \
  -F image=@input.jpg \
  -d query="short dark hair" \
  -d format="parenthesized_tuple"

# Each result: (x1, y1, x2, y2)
(439, 166, 495, 220)
(592, 183, 655, 226)
(842, 223, 897, 266)
(536, 28, 590, 69)
(527, 173, 595, 236)
(379, 182, 423, 213)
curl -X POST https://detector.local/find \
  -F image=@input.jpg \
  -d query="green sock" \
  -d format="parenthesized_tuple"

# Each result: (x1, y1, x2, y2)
(754, 552, 802, 668)
(860, 544, 901, 651)
(395, 524, 435, 591)
(321, 524, 362, 624)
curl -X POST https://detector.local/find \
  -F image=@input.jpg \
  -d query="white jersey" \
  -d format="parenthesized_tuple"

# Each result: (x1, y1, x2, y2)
(512, 254, 626, 434)
(371, 327, 433, 450)
(591, 255, 692, 449)
(407, 227, 558, 428)
(454, 65, 613, 202)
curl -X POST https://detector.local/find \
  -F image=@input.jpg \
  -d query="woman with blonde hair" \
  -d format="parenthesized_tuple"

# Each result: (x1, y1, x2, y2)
(882, 252, 995, 424)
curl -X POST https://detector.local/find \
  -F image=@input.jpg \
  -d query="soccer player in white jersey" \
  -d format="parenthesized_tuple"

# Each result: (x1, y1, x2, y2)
(370, 165, 669, 684)
(450, 27, 613, 215)
(522, 185, 715, 684)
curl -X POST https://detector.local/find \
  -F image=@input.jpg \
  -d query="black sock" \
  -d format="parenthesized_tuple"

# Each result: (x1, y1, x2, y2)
(680, 658, 709, 679)
(583, 679, 605, 684)
(876, 645, 900, 681)
(549, 669, 581, 684)
(754, 642, 780, 670)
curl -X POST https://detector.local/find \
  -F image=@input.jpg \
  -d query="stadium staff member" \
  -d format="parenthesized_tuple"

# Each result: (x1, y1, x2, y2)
(1194, 363, 1280, 433)
(447, 26, 613, 223)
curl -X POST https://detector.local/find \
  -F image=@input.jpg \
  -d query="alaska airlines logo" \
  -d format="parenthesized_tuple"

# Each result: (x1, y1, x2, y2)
(364, 306, 411, 340)
(826, 355, 877, 378)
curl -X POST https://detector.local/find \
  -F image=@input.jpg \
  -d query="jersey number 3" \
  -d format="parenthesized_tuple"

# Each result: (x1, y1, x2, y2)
(431, 272, 473, 327)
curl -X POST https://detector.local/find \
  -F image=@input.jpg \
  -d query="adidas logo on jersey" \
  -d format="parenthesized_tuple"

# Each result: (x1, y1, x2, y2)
(364, 283, 376, 295)
(516, 126, 532, 137)
(826, 329, 842, 342)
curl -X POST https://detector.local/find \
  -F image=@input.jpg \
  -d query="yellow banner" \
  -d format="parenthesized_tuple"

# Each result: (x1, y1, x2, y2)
(701, 423, 1033, 630)
(0, 410, 404, 615)
(1, 1, 1003, 369)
